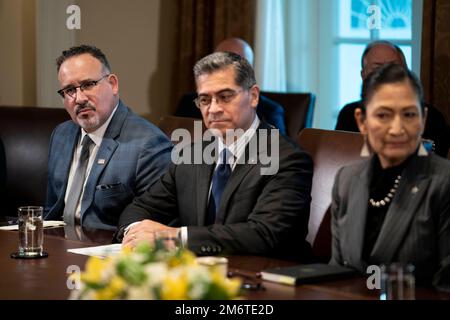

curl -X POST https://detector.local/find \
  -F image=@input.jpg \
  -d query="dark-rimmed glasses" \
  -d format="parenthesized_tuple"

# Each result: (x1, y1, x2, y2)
(194, 89, 244, 109)
(57, 74, 110, 98)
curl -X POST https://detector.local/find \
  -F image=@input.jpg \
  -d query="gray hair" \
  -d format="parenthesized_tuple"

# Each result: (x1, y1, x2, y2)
(193, 52, 256, 89)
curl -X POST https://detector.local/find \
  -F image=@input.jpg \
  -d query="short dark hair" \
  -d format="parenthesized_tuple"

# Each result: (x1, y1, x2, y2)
(361, 40, 406, 69)
(56, 45, 111, 73)
(193, 52, 256, 90)
(361, 63, 424, 113)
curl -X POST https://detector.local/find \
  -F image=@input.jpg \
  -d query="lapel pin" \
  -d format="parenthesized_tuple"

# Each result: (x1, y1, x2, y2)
(411, 186, 419, 194)
(98, 159, 106, 165)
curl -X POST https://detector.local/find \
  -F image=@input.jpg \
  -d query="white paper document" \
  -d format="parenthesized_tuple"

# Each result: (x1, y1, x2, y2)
(0, 220, 66, 231)
(67, 243, 122, 258)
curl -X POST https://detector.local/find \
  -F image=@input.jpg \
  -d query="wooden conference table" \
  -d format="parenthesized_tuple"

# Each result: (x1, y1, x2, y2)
(0, 228, 449, 300)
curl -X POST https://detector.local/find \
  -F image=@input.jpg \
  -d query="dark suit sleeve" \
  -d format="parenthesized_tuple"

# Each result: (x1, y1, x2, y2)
(119, 138, 313, 260)
(118, 162, 180, 229)
(187, 146, 313, 259)
(134, 133, 172, 196)
(44, 127, 60, 219)
(432, 178, 450, 292)
(330, 167, 344, 266)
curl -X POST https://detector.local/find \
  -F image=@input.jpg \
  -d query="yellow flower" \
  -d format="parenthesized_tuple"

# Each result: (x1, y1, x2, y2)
(222, 278, 241, 297)
(168, 250, 196, 268)
(74, 244, 241, 300)
(81, 257, 111, 284)
(120, 245, 133, 257)
(93, 275, 126, 300)
(160, 273, 188, 300)
(209, 270, 242, 298)
(210, 269, 225, 284)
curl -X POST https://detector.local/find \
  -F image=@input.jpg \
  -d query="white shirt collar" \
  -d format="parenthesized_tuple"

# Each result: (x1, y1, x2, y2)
(217, 115, 260, 167)
(79, 103, 119, 147)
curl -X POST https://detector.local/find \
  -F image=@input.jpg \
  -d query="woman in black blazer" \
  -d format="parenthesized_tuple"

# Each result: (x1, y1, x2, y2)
(330, 64, 450, 292)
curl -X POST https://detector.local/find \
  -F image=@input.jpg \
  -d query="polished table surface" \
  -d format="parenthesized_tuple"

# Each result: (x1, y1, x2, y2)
(1, 228, 449, 300)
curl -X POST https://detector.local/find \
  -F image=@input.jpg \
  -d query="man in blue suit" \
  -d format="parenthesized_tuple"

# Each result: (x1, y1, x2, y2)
(44, 45, 172, 231)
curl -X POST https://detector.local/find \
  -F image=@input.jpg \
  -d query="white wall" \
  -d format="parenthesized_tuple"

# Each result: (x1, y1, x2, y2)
(0, 0, 36, 106)
(1, 0, 177, 122)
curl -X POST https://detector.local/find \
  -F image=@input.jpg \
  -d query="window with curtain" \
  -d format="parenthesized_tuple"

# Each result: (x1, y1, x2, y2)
(255, 0, 423, 129)
(337, 0, 414, 118)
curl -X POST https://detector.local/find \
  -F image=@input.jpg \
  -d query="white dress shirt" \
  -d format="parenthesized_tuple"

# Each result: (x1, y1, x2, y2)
(64, 104, 118, 223)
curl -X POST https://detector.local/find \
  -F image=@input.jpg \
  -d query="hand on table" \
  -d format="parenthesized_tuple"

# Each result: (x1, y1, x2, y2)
(122, 219, 180, 249)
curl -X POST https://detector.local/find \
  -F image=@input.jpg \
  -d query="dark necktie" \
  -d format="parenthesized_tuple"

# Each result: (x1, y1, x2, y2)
(206, 149, 231, 225)
(64, 135, 94, 226)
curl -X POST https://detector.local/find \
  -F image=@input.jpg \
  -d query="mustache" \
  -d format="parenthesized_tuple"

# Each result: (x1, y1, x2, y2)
(75, 104, 96, 115)
(208, 115, 227, 122)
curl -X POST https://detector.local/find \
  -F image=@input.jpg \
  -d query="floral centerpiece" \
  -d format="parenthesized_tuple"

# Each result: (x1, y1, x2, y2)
(69, 241, 241, 300)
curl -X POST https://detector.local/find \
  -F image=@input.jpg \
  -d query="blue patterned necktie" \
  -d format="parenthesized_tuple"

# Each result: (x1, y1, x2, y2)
(206, 149, 231, 225)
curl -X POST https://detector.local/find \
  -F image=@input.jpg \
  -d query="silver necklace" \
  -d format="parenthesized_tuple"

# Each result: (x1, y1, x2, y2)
(369, 175, 402, 208)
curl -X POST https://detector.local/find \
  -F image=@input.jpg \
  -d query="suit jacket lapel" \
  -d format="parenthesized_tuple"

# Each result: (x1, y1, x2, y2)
(371, 155, 430, 262)
(216, 123, 268, 223)
(56, 124, 80, 210)
(80, 101, 127, 217)
(343, 161, 371, 269)
(196, 162, 215, 226)
(196, 139, 218, 226)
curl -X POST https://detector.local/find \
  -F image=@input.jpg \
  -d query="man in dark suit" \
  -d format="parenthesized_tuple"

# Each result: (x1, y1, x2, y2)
(335, 40, 449, 157)
(175, 38, 287, 135)
(118, 52, 313, 261)
(44, 45, 172, 231)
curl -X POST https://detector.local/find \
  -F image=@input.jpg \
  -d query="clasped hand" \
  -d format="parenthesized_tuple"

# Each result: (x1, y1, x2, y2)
(122, 219, 180, 249)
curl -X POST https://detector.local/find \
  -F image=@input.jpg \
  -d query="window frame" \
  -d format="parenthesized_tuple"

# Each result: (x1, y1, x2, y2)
(314, 0, 423, 129)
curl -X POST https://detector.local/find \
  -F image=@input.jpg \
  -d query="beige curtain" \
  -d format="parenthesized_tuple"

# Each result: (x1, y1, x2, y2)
(171, 0, 256, 112)
(421, 0, 450, 124)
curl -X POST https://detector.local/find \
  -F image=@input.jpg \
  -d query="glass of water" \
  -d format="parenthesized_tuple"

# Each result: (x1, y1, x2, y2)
(154, 230, 180, 251)
(380, 263, 415, 300)
(14, 206, 46, 258)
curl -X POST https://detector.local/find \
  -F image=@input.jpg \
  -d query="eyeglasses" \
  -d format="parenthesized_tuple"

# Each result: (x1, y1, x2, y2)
(194, 89, 244, 109)
(57, 74, 110, 98)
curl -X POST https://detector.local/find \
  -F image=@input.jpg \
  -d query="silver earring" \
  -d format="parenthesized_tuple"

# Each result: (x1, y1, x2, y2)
(418, 142, 428, 156)
(360, 136, 370, 157)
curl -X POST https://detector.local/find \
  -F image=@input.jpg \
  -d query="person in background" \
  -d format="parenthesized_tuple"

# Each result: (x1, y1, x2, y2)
(117, 52, 313, 261)
(44, 45, 173, 231)
(335, 40, 449, 157)
(331, 63, 450, 291)
(175, 37, 287, 135)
